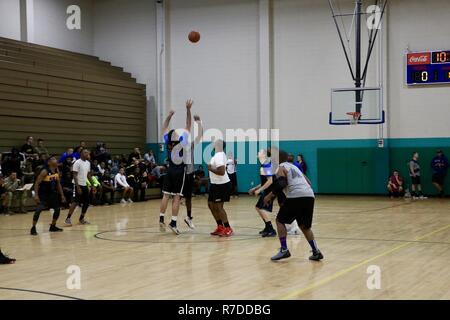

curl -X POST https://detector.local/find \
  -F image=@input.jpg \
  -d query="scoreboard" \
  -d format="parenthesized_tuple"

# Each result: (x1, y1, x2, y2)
(406, 50, 450, 85)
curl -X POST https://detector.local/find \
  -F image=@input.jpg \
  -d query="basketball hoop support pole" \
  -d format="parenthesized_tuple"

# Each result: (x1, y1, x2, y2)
(355, 0, 362, 114)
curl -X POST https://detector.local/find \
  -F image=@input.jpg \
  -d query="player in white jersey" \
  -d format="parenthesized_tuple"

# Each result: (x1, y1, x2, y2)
(264, 150, 323, 261)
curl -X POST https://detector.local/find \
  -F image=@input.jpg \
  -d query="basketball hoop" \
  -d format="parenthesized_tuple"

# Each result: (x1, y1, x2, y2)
(346, 112, 361, 125)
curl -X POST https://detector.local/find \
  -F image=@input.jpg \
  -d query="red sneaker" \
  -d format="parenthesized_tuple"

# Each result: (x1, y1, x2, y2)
(210, 225, 225, 236)
(219, 227, 234, 237)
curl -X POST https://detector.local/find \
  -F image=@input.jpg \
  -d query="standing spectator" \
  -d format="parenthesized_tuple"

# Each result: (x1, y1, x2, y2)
(226, 152, 238, 198)
(35, 139, 50, 158)
(101, 169, 115, 205)
(128, 148, 142, 164)
(4, 172, 26, 213)
(408, 152, 427, 200)
(294, 154, 307, 174)
(144, 150, 156, 165)
(387, 170, 405, 198)
(431, 150, 449, 197)
(115, 167, 133, 204)
(20, 136, 37, 161)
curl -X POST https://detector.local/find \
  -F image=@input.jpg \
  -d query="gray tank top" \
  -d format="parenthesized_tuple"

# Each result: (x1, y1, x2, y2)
(279, 162, 314, 198)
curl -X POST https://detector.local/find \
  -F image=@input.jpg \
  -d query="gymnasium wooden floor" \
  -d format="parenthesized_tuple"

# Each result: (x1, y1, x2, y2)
(0, 195, 449, 300)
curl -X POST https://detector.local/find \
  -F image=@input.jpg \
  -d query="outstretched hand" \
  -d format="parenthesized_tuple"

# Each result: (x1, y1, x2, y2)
(186, 99, 194, 109)
(168, 110, 175, 117)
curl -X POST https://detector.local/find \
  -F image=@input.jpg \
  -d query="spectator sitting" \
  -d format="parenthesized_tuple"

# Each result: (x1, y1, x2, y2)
(86, 171, 102, 205)
(35, 139, 49, 158)
(2, 148, 24, 179)
(22, 161, 35, 184)
(59, 148, 75, 165)
(4, 172, 27, 214)
(150, 165, 166, 187)
(193, 165, 208, 195)
(144, 150, 156, 165)
(127, 167, 147, 202)
(0, 175, 9, 214)
(114, 167, 133, 204)
(431, 149, 449, 198)
(97, 162, 106, 177)
(387, 170, 404, 198)
(32, 152, 48, 173)
(101, 169, 115, 205)
(111, 156, 120, 176)
(20, 136, 38, 162)
(128, 148, 142, 164)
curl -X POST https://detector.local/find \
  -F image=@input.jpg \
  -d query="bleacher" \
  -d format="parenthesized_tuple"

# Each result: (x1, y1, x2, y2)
(0, 36, 146, 155)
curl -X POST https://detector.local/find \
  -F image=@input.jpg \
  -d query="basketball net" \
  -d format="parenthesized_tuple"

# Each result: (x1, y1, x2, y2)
(346, 112, 361, 125)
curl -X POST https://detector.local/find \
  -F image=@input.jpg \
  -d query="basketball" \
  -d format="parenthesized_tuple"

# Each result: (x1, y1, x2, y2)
(188, 31, 201, 43)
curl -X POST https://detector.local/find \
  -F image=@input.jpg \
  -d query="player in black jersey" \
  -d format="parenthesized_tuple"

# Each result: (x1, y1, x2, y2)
(159, 100, 193, 235)
(249, 149, 276, 237)
(30, 155, 66, 236)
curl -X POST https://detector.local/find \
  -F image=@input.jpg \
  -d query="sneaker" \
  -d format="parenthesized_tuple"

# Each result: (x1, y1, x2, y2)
(127, 199, 133, 204)
(184, 217, 195, 229)
(412, 196, 419, 200)
(261, 228, 277, 237)
(49, 225, 63, 233)
(65, 218, 72, 227)
(309, 250, 324, 261)
(30, 226, 38, 236)
(287, 227, 301, 235)
(79, 219, 90, 225)
(419, 195, 428, 200)
(259, 227, 267, 235)
(120, 199, 127, 204)
(0, 250, 16, 264)
(210, 225, 225, 236)
(168, 223, 181, 235)
(219, 227, 234, 237)
(271, 248, 291, 261)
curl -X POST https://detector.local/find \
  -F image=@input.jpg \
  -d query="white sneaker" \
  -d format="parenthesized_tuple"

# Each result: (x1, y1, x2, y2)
(120, 199, 127, 204)
(184, 217, 195, 229)
(127, 199, 133, 203)
(65, 218, 72, 227)
(419, 195, 428, 200)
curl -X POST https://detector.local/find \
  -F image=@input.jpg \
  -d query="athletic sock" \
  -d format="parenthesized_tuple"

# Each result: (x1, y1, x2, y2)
(159, 213, 165, 223)
(187, 210, 192, 219)
(280, 237, 287, 250)
(170, 216, 177, 227)
(308, 239, 319, 253)
(265, 221, 273, 230)
(216, 219, 223, 226)
(224, 222, 230, 228)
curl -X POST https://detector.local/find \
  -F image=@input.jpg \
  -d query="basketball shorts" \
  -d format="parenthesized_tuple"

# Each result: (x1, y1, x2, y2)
(162, 168, 186, 196)
(182, 173, 194, 198)
(74, 186, 90, 205)
(411, 176, 421, 185)
(276, 197, 315, 229)
(255, 192, 273, 212)
(208, 182, 231, 203)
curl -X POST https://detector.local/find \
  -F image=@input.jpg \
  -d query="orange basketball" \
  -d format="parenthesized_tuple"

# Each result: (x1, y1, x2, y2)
(188, 31, 201, 43)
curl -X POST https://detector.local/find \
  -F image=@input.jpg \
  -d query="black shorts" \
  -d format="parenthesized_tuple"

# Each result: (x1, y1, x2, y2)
(229, 173, 237, 187)
(411, 176, 421, 185)
(277, 197, 315, 229)
(162, 168, 186, 196)
(255, 193, 273, 212)
(432, 173, 445, 185)
(38, 193, 60, 210)
(74, 186, 90, 204)
(182, 173, 194, 198)
(208, 182, 231, 203)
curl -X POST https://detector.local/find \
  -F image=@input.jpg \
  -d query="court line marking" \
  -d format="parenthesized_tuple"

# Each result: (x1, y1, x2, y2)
(280, 223, 450, 300)
(0, 287, 83, 300)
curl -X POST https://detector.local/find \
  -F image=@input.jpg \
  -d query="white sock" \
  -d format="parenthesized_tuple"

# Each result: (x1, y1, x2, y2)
(171, 216, 177, 221)
(160, 213, 165, 217)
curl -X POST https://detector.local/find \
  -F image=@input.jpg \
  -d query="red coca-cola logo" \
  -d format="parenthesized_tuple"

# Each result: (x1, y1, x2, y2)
(407, 52, 431, 65)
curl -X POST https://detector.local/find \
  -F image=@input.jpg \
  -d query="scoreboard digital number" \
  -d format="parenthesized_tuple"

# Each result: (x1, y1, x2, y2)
(406, 51, 450, 85)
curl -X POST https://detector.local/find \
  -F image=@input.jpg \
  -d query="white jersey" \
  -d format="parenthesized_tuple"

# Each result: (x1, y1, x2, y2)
(226, 158, 236, 174)
(279, 162, 314, 198)
(209, 151, 230, 185)
(72, 159, 91, 186)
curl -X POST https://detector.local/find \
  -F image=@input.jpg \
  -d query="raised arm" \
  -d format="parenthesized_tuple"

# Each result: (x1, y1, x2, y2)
(185, 99, 193, 132)
(193, 115, 203, 145)
(162, 110, 175, 135)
